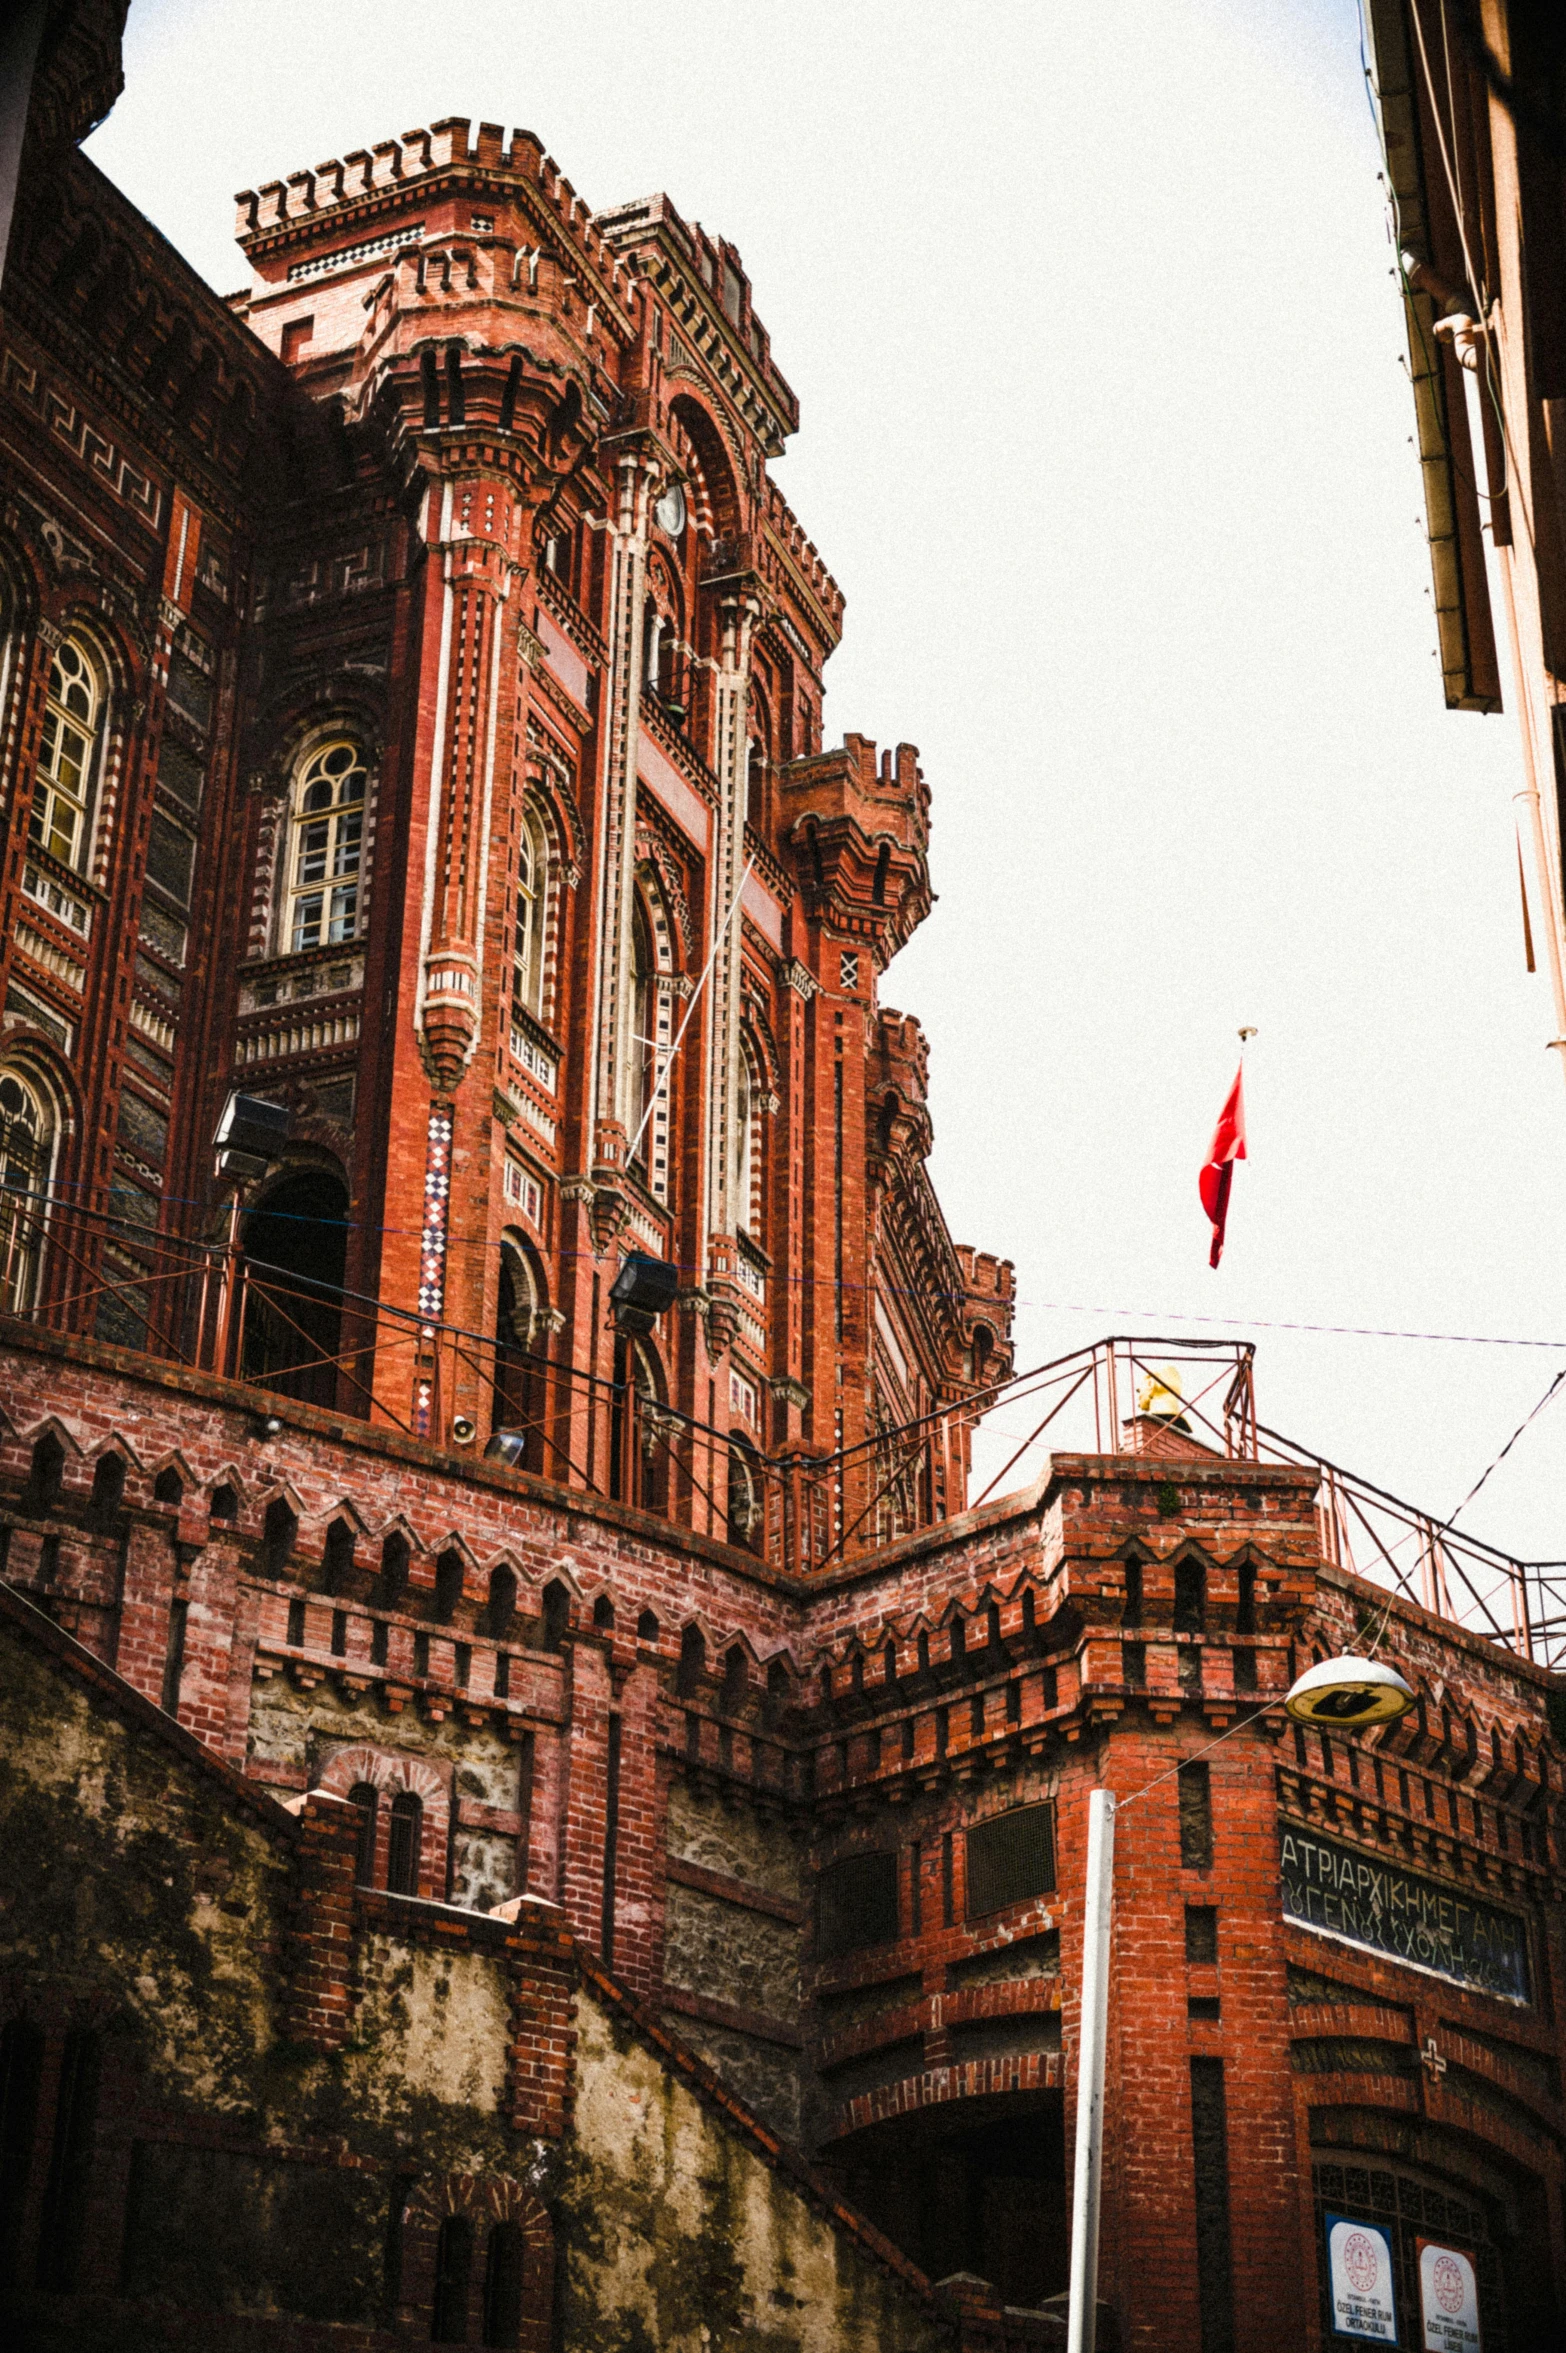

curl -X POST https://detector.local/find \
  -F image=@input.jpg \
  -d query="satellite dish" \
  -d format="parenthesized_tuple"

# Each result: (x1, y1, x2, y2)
(1284, 1653, 1415, 1727)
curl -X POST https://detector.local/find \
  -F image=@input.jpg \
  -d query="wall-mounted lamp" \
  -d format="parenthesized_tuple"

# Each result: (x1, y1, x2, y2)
(609, 1252, 680, 1337)
(1284, 1653, 1415, 1727)
(215, 1092, 292, 1184)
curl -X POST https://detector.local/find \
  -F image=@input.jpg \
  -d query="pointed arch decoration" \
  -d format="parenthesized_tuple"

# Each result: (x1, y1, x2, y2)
(0, 1060, 63, 1314)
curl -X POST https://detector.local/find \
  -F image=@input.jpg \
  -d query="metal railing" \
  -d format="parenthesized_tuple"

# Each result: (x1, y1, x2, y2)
(3, 1191, 1562, 1660)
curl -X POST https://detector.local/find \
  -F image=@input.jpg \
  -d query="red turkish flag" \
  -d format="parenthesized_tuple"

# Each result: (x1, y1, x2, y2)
(1199, 1065, 1246, 1269)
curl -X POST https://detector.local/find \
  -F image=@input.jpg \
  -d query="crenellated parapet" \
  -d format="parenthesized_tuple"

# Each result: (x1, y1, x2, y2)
(597, 191, 799, 456)
(782, 735, 932, 967)
(235, 118, 639, 330)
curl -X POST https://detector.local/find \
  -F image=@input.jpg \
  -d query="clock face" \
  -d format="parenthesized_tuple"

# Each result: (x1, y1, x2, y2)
(654, 484, 687, 538)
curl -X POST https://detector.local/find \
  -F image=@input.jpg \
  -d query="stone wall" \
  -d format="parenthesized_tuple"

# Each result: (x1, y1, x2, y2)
(0, 1582, 958, 2350)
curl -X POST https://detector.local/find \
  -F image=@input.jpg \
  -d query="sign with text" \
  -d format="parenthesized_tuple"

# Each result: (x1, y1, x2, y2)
(1418, 2240, 1481, 2353)
(1326, 2213, 1397, 2343)
(1281, 1826, 1531, 2004)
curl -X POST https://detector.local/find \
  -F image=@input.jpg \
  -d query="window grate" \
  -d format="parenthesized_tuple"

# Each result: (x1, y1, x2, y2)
(966, 1802, 1056, 1919)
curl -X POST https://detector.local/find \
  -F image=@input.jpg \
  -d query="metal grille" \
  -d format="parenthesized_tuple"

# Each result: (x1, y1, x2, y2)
(1312, 2162, 1507, 2352)
(816, 1851, 899, 1960)
(966, 1802, 1055, 1920)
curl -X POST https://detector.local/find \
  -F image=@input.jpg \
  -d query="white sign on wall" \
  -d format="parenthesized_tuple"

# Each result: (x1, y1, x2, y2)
(1418, 2240, 1481, 2353)
(1325, 2213, 1398, 2343)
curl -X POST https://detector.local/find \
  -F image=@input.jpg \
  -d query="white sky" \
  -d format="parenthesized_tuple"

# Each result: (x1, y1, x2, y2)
(87, 0, 1566, 1572)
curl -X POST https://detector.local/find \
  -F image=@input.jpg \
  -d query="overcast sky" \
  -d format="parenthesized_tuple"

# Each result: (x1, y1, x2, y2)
(87, 0, 1566, 1579)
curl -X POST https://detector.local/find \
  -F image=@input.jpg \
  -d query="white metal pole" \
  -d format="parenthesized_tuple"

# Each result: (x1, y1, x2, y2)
(1067, 1787, 1116, 2353)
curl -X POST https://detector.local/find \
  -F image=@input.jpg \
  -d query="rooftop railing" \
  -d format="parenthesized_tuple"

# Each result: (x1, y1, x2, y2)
(4, 1193, 1562, 1664)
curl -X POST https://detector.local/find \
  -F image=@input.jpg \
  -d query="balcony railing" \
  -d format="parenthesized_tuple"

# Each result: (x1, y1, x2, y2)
(4, 1192, 1562, 1660)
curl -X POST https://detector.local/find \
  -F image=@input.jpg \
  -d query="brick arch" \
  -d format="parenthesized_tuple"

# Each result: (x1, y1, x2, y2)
(400, 2175, 555, 2353)
(316, 1743, 448, 1807)
(406, 2173, 552, 2234)
(829, 2052, 1063, 2144)
(317, 1744, 449, 1901)
(1300, 2097, 1561, 2233)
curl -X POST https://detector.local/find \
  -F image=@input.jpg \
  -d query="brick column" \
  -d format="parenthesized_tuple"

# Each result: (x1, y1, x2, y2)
(505, 1924, 578, 2140)
(603, 1655, 665, 2000)
(280, 1791, 360, 2051)
(556, 1636, 612, 1953)
(111, 1517, 177, 1706)
(176, 1534, 242, 1754)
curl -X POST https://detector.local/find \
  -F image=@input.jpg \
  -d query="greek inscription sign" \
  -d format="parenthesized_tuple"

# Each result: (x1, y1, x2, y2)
(1280, 1826, 1530, 2005)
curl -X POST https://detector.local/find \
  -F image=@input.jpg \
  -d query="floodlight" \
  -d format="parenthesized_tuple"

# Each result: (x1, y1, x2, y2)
(1284, 1653, 1415, 1727)
(214, 1092, 291, 1182)
(609, 1252, 680, 1336)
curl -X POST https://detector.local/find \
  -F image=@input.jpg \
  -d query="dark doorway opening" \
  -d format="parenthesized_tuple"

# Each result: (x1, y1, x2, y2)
(493, 1243, 546, 1468)
(817, 2091, 1067, 2311)
(241, 1169, 348, 1408)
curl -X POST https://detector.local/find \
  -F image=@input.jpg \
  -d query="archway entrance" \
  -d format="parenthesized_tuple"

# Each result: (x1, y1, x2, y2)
(817, 2090, 1067, 2310)
(493, 1241, 547, 1469)
(240, 1169, 348, 1407)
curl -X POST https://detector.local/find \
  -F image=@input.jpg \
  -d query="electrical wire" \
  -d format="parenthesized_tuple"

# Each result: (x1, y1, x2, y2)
(1442, 1361, 1566, 1534)
(30, 1169, 1566, 1353)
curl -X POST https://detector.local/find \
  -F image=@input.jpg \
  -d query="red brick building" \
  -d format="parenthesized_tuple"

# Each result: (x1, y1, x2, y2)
(2, 10, 1565, 2353)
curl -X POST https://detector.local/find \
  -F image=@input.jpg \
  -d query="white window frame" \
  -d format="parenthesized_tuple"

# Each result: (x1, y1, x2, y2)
(31, 634, 103, 873)
(284, 738, 367, 953)
(0, 1067, 57, 1313)
(512, 803, 549, 1020)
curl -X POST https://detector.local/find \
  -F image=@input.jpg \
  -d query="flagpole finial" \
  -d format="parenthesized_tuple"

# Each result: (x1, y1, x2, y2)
(1238, 1026, 1257, 1045)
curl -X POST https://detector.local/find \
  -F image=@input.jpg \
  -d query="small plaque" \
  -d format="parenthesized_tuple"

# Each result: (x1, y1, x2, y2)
(1325, 2213, 1397, 2343)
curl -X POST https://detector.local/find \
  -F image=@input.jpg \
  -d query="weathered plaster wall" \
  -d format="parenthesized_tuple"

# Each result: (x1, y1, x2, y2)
(0, 1629, 286, 2117)
(352, 1935, 512, 2116)
(0, 1615, 540, 2340)
(561, 1984, 948, 2353)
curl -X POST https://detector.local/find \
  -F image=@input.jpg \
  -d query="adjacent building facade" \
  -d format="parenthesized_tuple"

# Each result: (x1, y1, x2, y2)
(2, 9, 1566, 2353)
(1364, 0, 1566, 1066)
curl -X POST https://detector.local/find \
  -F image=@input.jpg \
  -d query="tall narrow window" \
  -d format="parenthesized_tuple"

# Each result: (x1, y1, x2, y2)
(286, 739, 367, 951)
(512, 807, 548, 1019)
(735, 1044, 765, 1238)
(31, 636, 101, 871)
(349, 1781, 379, 1886)
(36, 2026, 99, 2291)
(0, 2018, 44, 2284)
(386, 1791, 422, 1897)
(734, 1055, 753, 1234)
(0, 1071, 54, 1314)
(431, 2212, 474, 2343)
(627, 899, 655, 1154)
(482, 2220, 525, 2348)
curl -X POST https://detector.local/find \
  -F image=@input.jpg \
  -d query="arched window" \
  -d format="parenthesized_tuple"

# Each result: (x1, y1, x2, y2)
(285, 738, 367, 952)
(386, 1791, 422, 1897)
(431, 2212, 474, 2343)
(482, 2220, 525, 2347)
(31, 635, 102, 871)
(0, 1070, 56, 1313)
(494, 1238, 546, 1464)
(512, 804, 548, 1020)
(349, 1781, 378, 1885)
(0, 2016, 45, 2282)
(735, 1047, 764, 1239)
(627, 898, 655, 1154)
(727, 1441, 762, 1553)
(745, 738, 764, 834)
